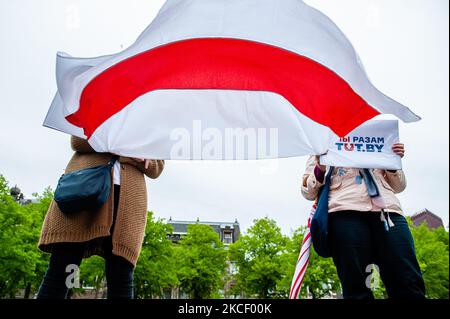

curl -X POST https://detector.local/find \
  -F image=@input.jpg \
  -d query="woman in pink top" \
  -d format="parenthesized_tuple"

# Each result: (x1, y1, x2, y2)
(301, 144, 425, 299)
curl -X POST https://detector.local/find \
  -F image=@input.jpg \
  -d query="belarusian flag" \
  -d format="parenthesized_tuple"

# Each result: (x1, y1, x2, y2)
(44, 0, 420, 160)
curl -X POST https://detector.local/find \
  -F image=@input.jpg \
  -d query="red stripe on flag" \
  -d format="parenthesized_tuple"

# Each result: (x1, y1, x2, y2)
(296, 233, 311, 262)
(302, 232, 311, 246)
(290, 256, 310, 299)
(297, 242, 311, 264)
(66, 38, 380, 138)
(293, 257, 310, 299)
(290, 234, 311, 299)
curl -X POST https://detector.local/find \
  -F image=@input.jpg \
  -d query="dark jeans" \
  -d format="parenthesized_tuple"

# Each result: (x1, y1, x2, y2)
(37, 185, 135, 300)
(329, 211, 426, 300)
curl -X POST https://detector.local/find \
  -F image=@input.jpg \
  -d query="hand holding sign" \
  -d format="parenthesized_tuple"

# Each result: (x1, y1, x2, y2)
(320, 120, 402, 170)
(392, 143, 405, 158)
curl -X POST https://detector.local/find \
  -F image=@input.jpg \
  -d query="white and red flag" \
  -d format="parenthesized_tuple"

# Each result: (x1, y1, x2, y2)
(289, 205, 315, 299)
(44, 0, 420, 160)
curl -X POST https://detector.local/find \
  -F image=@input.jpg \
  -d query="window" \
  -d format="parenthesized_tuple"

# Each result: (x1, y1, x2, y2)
(223, 232, 233, 244)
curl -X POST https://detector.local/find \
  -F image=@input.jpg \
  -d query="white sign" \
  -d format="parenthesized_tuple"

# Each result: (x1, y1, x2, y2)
(320, 120, 402, 170)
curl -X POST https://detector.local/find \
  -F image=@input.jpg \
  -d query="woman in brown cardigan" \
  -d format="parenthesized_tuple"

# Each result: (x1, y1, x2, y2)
(37, 136, 165, 299)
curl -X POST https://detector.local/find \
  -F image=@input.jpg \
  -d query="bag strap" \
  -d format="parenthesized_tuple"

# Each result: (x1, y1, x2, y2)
(107, 156, 119, 168)
(360, 168, 380, 198)
(325, 167, 334, 185)
(315, 167, 334, 204)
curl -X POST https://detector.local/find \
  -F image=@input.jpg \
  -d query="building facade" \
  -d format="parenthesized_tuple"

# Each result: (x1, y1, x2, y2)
(167, 218, 241, 246)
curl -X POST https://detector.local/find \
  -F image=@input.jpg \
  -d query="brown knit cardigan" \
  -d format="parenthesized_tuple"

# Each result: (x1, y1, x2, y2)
(38, 136, 165, 266)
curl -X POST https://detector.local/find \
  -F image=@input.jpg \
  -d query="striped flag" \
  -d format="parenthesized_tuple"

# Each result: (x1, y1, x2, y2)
(289, 204, 316, 299)
(44, 0, 420, 160)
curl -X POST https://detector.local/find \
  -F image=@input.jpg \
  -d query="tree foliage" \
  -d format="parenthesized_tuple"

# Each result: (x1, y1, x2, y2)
(0, 174, 448, 300)
(409, 219, 449, 299)
(229, 218, 289, 298)
(175, 224, 227, 299)
(0, 175, 50, 298)
(277, 226, 341, 299)
(76, 256, 106, 298)
(134, 213, 179, 299)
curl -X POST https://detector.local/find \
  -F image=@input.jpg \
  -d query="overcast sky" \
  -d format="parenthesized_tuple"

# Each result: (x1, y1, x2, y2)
(0, 0, 448, 235)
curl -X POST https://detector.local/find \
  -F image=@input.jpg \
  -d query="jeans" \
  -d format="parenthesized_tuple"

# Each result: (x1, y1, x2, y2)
(329, 211, 426, 300)
(37, 185, 135, 300)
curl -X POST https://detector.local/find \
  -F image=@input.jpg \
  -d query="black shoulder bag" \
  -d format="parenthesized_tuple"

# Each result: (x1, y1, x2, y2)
(54, 156, 118, 215)
(310, 167, 334, 258)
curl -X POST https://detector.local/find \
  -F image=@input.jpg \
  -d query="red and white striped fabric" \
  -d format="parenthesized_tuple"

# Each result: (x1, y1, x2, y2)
(44, 0, 420, 160)
(289, 204, 316, 299)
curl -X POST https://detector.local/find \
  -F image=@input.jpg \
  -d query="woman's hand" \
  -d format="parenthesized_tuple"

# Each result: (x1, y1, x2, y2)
(392, 143, 405, 158)
(315, 155, 327, 173)
(133, 158, 152, 169)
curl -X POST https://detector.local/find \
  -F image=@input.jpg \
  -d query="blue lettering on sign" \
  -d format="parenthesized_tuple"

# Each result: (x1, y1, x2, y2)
(351, 136, 385, 145)
(336, 142, 344, 151)
(366, 144, 376, 153)
(338, 136, 386, 153)
(375, 144, 384, 152)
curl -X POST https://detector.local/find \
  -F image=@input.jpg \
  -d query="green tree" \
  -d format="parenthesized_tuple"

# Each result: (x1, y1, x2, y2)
(275, 227, 305, 298)
(409, 219, 449, 299)
(277, 226, 341, 299)
(176, 224, 227, 299)
(229, 218, 288, 299)
(0, 176, 50, 298)
(134, 213, 179, 299)
(300, 249, 341, 299)
(77, 256, 106, 298)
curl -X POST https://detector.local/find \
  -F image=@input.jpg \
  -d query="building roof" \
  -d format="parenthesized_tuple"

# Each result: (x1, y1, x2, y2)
(167, 219, 239, 234)
(411, 209, 444, 229)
